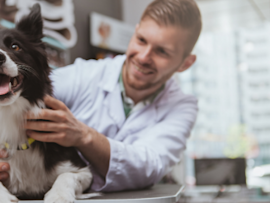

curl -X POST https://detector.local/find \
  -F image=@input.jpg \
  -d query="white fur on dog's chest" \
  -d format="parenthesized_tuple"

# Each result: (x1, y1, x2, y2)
(7, 148, 54, 196)
(0, 97, 44, 145)
(0, 97, 90, 199)
(7, 150, 90, 199)
(0, 97, 38, 145)
(0, 97, 51, 195)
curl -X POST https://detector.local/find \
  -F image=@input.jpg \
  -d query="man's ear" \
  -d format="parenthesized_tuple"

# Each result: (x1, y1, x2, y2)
(16, 3, 43, 42)
(177, 55, 196, 73)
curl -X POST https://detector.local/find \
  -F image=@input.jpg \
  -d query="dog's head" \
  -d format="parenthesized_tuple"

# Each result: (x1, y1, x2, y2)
(0, 3, 52, 107)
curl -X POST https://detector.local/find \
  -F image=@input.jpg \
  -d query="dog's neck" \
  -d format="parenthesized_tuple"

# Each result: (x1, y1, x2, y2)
(0, 97, 43, 148)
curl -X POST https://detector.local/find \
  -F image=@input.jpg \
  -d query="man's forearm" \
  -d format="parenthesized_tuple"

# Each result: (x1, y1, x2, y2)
(77, 125, 110, 178)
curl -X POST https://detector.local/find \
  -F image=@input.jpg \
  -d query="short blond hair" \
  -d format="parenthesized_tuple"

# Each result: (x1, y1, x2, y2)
(141, 0, 202, 56)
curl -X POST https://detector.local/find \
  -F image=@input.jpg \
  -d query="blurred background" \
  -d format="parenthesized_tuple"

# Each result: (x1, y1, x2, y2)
(0, 0, 270, 201)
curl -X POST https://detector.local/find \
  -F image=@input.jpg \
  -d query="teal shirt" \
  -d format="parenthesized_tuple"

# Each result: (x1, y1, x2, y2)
(119, 70, 164, 118)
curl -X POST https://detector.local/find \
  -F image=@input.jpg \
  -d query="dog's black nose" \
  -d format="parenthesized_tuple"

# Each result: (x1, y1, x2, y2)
(0, 52, 6, 66)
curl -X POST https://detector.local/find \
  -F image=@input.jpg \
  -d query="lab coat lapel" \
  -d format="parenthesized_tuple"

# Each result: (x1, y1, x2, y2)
(124, 78, 181, 135)
(101, 55, 126, 129)
(114, 102, 157, 141)
(128, 104, 157, 132)
(114, 81, 173, 141)
(103, 85, 125, 129)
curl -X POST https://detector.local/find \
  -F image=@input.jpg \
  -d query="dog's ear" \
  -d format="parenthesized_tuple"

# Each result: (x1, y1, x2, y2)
(16, 3, 43, 42)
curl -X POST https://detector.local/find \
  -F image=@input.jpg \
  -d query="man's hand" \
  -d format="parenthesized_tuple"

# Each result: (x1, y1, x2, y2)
(25, 95, 110, 177)
(0, 150, 10, 182)
(25, 95, 90, 148)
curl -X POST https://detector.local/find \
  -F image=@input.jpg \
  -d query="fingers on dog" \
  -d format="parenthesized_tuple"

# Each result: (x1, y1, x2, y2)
(44, 95, 68, 111)
(26, 109, 53, 120)
(0, 172, 9, 181)
(0, 163, 10, 172)
(0, 149, 8, 159)
(25, 121, 67, 132)
(27, 131, 67, 145)
(26, 108, 67, 123)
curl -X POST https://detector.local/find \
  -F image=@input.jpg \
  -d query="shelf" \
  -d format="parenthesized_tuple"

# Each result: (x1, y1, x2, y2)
(0, 19, 67, 50)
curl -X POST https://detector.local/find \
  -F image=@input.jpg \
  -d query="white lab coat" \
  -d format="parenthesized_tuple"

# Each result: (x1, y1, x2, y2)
(50, 55, 198, 192)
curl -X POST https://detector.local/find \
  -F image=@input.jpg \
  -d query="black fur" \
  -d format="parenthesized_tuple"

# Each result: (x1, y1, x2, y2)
(0, 3, 87, 200)
(18, 142, 87, 200)
(0, 4, 51, 104)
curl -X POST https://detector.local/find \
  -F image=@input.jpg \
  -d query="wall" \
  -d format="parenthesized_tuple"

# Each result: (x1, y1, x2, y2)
(70, 0, 156, 62)
(123, 0, 270, 32)
(70, 0, 122, 62)
(121, 0, 153, 26)
(196, 0, 269, 32)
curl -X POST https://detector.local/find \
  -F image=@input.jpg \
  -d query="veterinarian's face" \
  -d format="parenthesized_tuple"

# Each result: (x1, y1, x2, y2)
(124, 17, 195, 90)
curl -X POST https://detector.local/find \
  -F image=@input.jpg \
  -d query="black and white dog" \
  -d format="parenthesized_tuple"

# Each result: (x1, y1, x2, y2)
(0, 4, 95, 203)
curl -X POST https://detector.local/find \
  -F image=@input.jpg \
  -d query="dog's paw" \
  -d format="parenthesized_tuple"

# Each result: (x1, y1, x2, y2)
(44, 188, 75, 203)
(0, 183, 18, 203)
(0, 192, 18, 203)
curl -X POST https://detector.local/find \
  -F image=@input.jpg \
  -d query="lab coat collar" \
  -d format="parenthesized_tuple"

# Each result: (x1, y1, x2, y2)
(101, 55, 126, 93)
(99, 55, 181, 132)
(101, 55, 127, 129)
(103, 83, 126, 130)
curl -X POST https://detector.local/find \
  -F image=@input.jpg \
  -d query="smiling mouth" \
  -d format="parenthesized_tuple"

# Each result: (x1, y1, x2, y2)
(133, 64, 155, 75)
(0, 74, 23, 96)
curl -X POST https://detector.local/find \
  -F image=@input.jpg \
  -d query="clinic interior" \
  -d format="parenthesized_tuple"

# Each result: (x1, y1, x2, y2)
(0, 0, 270, 202)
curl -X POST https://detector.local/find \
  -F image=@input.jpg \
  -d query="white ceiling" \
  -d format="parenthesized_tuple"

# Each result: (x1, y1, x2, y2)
(196, 0, 270, 32)
(122, 0, 270, 32)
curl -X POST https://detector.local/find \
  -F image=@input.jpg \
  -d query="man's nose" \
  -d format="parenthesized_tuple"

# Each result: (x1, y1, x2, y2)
(138, 46, 152, 64)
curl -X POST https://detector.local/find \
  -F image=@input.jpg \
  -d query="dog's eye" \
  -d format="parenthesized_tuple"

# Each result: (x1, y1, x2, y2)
(11, 44, 21, 51)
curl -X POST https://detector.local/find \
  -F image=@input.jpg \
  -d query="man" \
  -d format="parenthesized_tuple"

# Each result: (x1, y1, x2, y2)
(0, 0, 201, 192)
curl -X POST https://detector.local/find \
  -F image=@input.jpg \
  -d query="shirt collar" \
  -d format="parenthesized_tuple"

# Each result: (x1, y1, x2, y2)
(119, 68, 164, 117)
(101, 55, 126, 93)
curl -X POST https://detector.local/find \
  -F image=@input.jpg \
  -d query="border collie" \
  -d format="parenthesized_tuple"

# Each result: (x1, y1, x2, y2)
(0, 4, 96, 203)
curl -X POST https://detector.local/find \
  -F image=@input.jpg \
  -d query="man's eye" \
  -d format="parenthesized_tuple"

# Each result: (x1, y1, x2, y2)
(11, 44, 21, 51)
(138, 37, 146, 43)
(157, 48, 167, 55)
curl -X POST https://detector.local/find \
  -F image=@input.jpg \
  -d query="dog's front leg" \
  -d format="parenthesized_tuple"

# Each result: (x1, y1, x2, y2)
(0, 182, 18, 203)
(44, 167, 92, 203)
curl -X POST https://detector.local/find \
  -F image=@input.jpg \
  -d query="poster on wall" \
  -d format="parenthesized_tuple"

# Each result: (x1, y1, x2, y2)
(90, 12, 135, 53)
(0, 0, 77, 48)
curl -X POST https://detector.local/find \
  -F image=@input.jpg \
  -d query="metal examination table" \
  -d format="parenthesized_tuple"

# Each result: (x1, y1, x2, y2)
(19, 184, 184, 203)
